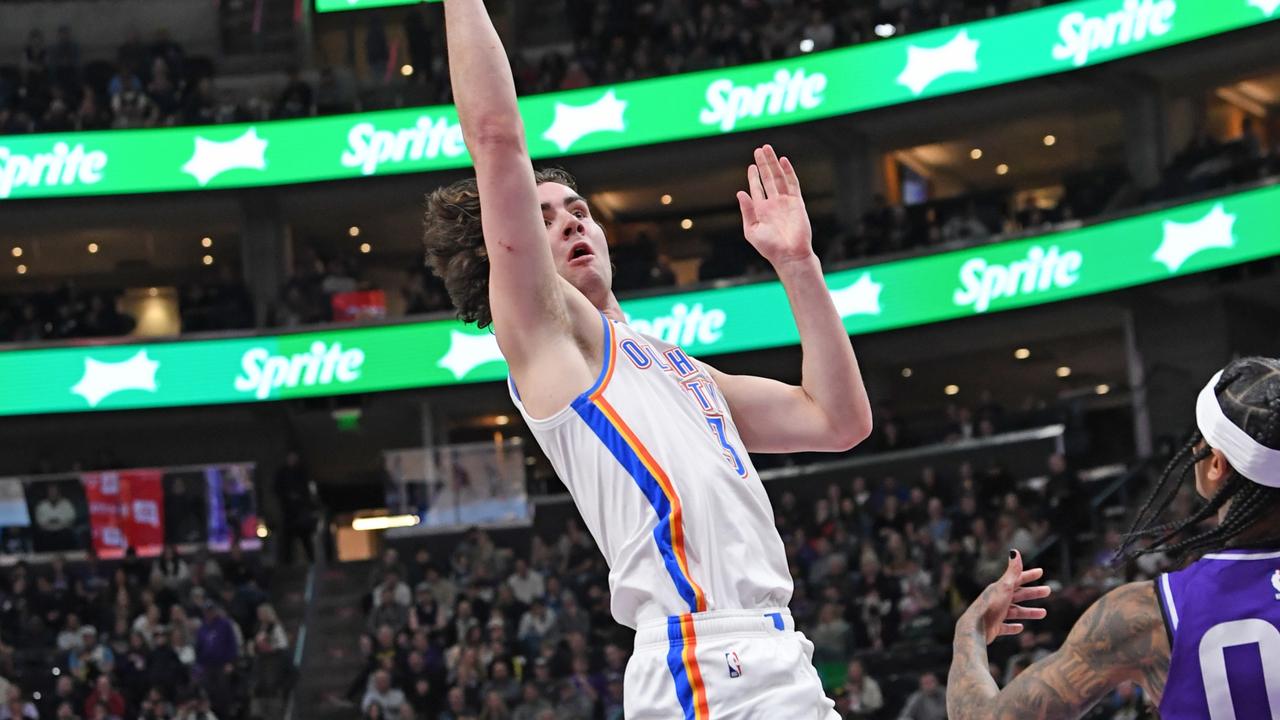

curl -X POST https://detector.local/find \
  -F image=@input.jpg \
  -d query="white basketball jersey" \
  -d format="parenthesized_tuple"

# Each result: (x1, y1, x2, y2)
(510, 313, 792, 629)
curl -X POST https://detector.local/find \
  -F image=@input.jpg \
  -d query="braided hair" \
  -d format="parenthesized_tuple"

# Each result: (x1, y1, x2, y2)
(1120, 356, 1280, 561)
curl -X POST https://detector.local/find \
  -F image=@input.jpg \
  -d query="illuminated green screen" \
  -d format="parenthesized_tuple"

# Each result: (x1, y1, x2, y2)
(2, 0, 1275, 201)
(3, 183, 1276, 416)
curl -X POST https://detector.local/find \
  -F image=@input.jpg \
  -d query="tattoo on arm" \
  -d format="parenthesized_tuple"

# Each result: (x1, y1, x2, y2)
(949, 582, 1170, 720)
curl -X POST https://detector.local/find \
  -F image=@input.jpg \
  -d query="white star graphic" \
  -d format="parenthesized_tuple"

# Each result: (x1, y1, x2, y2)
(437, 331, 505, 381)
(542, 90, 628, 152)
(70, 350, 160, 407)
(1154, 202, 1237, 273)
(829, 273, 883, 318)
(1249, 0, 1280, 17)
(181, 128, 269, 186)
(897, 31, 981, 96)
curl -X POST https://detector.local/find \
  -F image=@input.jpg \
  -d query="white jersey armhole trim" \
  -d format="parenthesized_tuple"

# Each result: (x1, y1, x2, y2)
(1160, 573, 1180, 631)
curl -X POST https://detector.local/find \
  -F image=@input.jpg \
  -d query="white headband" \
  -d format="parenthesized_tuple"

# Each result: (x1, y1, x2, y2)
(1196, 370, 1280, 489)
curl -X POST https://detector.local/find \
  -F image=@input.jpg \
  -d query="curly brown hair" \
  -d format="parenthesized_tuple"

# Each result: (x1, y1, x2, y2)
(422, 168, 579, 329)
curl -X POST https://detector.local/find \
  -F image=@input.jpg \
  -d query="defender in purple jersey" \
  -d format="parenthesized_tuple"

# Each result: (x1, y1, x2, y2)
(944, 356, 1280, 719)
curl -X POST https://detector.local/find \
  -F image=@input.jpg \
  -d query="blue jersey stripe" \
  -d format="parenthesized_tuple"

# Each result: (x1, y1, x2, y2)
(666, 616, 696, 720)
(582, 312, 614, 398)
(572, 398, 700, 612)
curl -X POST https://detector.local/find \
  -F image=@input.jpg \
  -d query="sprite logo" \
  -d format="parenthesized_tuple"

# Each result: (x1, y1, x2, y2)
(1052, 0, 1177, 67)
(700, 68, 827, 133)
(0, 142, 107, 199)
(234, 342, 365, 400)
(341, 116, 466, 176)
(627, 303, 727, 347)
(953, 245, 1083, 313)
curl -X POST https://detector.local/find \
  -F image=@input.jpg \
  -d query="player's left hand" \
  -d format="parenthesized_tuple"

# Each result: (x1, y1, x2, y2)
(738, 145, 814, 267)
(959, 549, 1053, 645)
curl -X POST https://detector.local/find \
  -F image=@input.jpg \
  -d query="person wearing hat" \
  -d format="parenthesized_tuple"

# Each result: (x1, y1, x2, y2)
(948, 357, 1280, 719)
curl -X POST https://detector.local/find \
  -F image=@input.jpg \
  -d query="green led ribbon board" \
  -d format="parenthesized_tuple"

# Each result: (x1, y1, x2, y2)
(314, 0, 438, 12)
(2, 182, 1277, 416)
(2, 0, 1276, 200)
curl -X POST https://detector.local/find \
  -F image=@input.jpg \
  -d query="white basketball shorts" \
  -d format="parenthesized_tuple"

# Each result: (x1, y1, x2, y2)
(624, 608, 840, 720)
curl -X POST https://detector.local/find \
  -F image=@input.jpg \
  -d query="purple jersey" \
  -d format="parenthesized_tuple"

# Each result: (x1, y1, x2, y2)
(1156, 549, 1280, 719)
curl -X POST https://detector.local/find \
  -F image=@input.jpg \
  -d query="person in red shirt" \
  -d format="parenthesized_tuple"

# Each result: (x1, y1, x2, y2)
(83, 675, 125, 719)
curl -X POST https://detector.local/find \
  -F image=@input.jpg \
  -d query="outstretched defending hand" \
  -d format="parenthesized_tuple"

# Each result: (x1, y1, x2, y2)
(959, 549, 1053, 645)
(738, 144, 814, 267)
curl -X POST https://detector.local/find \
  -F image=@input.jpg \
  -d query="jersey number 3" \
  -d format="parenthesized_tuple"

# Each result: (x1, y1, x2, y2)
(1198, 618, 1280, 720)
(680, 379, 748, 478)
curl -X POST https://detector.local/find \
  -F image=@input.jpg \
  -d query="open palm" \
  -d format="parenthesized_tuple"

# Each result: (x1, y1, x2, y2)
(737, 145, 814, 266)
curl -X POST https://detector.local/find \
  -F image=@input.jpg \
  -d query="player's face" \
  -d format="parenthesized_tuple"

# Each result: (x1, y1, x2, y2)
(538, 182, 611, 297)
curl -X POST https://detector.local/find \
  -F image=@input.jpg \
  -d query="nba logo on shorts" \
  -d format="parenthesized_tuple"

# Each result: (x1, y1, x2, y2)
(725, 651, 742, 678)
(1271, 569, 1280, 600)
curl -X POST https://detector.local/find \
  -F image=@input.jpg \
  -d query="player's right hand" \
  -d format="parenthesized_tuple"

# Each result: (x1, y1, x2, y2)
(958, 549, 1052, 645)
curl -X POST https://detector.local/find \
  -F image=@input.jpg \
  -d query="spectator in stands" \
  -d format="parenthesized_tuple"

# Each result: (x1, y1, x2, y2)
(34, 484, 79, 551)
(506, 558, 544, 606)
(898, 671, 946, 720)
(49, 25, 80, 86)
(516, 599, 557, 657)
(839, 658, 884, 719)
(248, 603, 290, 720)
(151, 546, 190, 592)
(68, 626, 115, 679)
(369, 585, 409, 634)
(276, 66, 314, 119)
(274, 450, 318, 565)
(1, 690, 39, 720)
(362, 669, 406, 716)
(83, 675, 125, 719)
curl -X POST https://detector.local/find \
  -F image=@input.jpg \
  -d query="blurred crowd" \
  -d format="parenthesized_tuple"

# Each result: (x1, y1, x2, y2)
(346, 436, 1166, 720)
(0, 284, 252, 345)
(0, 542, 289, 720)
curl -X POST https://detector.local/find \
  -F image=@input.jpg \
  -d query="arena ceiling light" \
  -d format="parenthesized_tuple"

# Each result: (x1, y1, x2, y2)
(901, 367, 913, 378)
(681, 219, 694, 230)
(969, 148, 983, 160)
(1043, 134, 1057, 147)
(349, 226, 361, 237)
(400, 65, 414, 77)
(15, 264, 26, 275)
(1095, 384, 1111, 395)
(201, 237, 213, 248)
(87, 243, 99, 254)
(10, 247, 21, 258)
(874, 24, 897, 38)
(352, 514, 419, 531)
(660, 194, 673, 206)
(1014, 347, 1031, 360)
(1056, 366, 1072, 378)
(202, 255, 214, 266)
(360, 243, 372, 254)
(799, 39, 816, 53)
(944, 384, 960, 396)
(996, 163, 1010, 176)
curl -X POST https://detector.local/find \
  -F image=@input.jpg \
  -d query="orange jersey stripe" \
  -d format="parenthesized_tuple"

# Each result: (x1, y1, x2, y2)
(594, 395, 708, 612)
(681, 614, 710, 720)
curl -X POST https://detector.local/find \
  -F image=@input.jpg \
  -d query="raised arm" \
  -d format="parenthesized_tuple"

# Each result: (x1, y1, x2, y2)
(443, 0, 572, 366)
(707, 145, 872, 453)
(947, 553, 1169, 720)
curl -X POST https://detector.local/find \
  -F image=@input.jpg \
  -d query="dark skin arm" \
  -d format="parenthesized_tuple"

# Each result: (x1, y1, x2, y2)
(948, 552, 1170, 720)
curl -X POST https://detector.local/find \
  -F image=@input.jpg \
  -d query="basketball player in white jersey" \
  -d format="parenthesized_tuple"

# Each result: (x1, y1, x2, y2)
(424, 2, 872, 717)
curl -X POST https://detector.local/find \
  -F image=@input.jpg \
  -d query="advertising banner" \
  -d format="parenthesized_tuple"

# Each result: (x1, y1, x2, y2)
(205, 464, 262, 551)
(0, 182, 1277, 417)
(2, 0, 1276, 200)
(81, 470, 166, 558)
